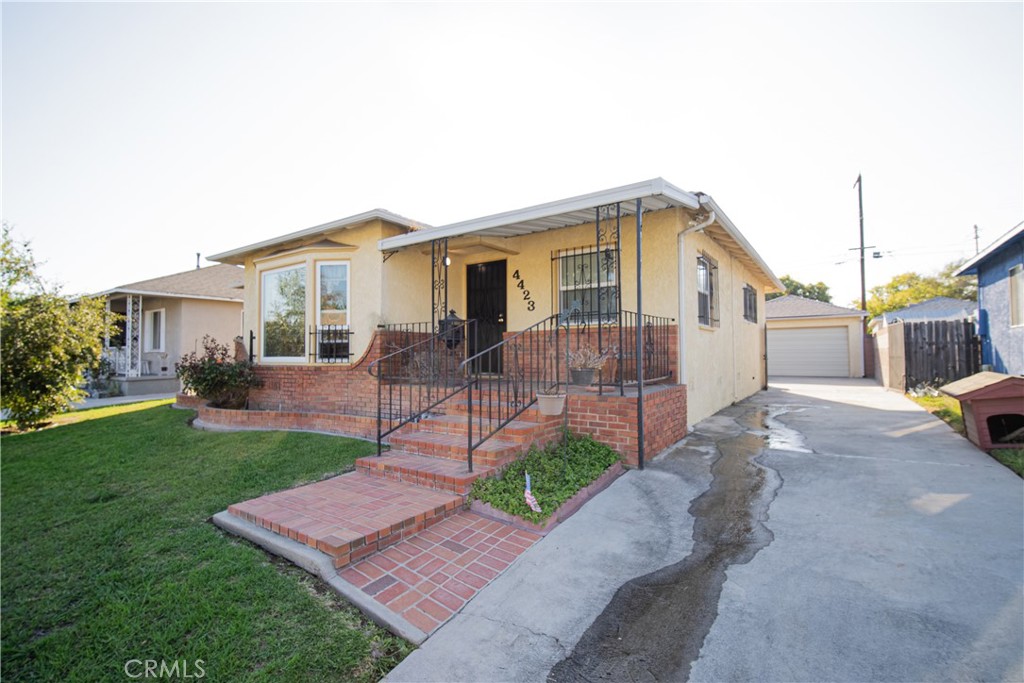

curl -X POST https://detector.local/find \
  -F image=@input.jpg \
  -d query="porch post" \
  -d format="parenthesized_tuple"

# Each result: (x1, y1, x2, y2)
(431, 238, 449, 333)
(104, 298, 111, 349)
(635, 199, 645, 470)
(127, 294, 142, 378)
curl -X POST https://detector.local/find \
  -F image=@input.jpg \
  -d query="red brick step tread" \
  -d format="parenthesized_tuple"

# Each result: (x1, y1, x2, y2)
(356, 451, 497, 495)
(227, 472, 463, 569)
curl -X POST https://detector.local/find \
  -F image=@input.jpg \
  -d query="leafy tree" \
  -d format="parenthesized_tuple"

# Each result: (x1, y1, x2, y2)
(1, 226, 118, 429)
(864, 259, 977, 318)
(766, 275, 833, 303)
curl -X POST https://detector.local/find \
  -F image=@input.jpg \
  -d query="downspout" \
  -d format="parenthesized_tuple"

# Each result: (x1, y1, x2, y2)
(677, 208, 717, 387)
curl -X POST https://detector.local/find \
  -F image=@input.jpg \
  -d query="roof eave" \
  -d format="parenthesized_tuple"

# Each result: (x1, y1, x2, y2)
(209, 209, 429, 265)
(953, 221, 1024, 276)
(698, 196, 785, 292)
(377, 178, 701, 252)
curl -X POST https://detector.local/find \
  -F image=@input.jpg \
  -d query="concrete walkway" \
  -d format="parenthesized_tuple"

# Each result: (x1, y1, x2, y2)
(385, 379, 1024, 682)
(73, 394, 176, 410)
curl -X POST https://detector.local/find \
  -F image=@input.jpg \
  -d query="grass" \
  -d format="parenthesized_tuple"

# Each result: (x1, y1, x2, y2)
(1, 401, 411, 682)
(470, 431, 620, 525)
(910, 394, 966, 436)
(910, 393, 1024, 478)
(991, 448, 1024, 477)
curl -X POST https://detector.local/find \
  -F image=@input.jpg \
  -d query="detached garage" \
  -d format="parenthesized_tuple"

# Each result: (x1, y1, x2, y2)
(766, 295, 867, 378)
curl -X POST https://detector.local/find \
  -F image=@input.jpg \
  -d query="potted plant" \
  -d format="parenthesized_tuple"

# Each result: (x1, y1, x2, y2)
(567, 344, 614, 386)
(536, 384, 566, 416)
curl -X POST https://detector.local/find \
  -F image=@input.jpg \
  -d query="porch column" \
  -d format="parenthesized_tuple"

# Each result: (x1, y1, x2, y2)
(126, 294, 142, 378)
(431, 238, 449, 333)
(635, 199, 645, 470)
(104, 298, 111, 349)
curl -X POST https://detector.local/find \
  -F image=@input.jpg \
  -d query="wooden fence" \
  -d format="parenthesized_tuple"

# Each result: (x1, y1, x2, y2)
(901, 320, 981, 390)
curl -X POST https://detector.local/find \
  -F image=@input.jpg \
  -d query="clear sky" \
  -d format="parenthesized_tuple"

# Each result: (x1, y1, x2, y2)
(3, 2, 1022, 307)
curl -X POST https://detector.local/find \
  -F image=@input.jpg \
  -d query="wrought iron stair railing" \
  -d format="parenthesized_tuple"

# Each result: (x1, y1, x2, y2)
(368, 319, 477, 456)
(458, 312, 573, 473)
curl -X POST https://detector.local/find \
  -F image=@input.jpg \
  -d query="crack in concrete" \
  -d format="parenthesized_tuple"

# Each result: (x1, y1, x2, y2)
(548, 408, 783, 682)
(470, 614, 569, 657)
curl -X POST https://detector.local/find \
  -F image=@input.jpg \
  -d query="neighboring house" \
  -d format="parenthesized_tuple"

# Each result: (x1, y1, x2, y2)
(869, 296, 978, 331)
(209, 178, 782, 464)
(954, 222, 1024, 376)
(765, 295, 867, 378)
(93, 264, 245, 395)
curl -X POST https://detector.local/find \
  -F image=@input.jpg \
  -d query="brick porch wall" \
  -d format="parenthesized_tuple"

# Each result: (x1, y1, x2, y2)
(247, 329, 389, 416)
(567, 384, 687, 467)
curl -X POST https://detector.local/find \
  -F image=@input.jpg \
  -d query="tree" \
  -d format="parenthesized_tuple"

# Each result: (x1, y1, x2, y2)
(766, 275, 833, 303)
(863, 259, 977, 318)
(1, 225, 118, 429)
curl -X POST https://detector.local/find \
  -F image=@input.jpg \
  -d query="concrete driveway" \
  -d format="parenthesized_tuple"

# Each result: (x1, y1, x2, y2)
(387, 379, 1024, 682)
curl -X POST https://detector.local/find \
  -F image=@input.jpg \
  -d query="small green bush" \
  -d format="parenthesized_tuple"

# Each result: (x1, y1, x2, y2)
(175, 336, 261, 409)
(471, 432, 620, 524)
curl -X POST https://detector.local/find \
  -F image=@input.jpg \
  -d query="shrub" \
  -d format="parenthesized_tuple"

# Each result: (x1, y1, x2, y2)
(470, 432, 621, 524)
(176, 336, 261, 409)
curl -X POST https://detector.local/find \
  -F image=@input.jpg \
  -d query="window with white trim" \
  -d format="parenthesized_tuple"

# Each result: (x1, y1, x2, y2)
(557, 248, 617, 323)
(1011, 264, 1023, 327)
(262, 265, 306, 360)
(145, 309, 165, 352)
(317, 261, 350, 328)
(697, 254, 719, 327)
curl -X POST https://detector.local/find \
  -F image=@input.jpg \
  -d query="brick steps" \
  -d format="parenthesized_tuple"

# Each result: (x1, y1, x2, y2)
(400, 414, 547, 444)
(227, 472, 463, 569)
(355, 450, 496, 496)
(388, 430, 522, 467)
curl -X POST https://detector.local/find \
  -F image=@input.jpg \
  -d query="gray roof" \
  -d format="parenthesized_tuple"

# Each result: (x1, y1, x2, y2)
(876, 297, 977, 325)
(765, 295, 867, 320)
(97, 264, 244, 301)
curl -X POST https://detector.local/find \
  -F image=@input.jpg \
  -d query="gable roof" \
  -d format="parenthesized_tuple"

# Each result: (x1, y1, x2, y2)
(96, 264, 244, 302)
(874, 297, 977, 325)
(765, 294, 867, 320)
(209, 208, 429, 265)
(954, 221, 1024, 276)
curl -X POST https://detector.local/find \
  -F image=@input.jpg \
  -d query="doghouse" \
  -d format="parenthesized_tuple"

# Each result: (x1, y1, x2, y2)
(941, 372, 1024, 451)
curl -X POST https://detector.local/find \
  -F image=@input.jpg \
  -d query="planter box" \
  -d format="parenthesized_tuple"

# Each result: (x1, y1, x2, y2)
(470, 462, 626, 536)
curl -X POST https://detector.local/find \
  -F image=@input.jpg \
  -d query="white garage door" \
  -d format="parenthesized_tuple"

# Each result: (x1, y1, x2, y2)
(768, 327, 850, 377)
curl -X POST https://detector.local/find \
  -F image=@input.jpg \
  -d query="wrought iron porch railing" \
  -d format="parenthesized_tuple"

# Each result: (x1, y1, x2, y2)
(617, 311, 675, 385)
(378, 321, 433, 355)
(309, 326, 354, 363)
(459, 312, 576, 473)
(368, 318, 477, 456)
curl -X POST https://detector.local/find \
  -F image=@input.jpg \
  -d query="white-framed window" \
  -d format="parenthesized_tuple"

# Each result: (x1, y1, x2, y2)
(1011, 264, 1023, 327)
(145, 308, 166, 352)
(317, 261, 350, 328)
(262, 264, 307, 360)
(697, 253, 719, 327)
(743, 284, 758, 323)
(557, 248, 617, 323)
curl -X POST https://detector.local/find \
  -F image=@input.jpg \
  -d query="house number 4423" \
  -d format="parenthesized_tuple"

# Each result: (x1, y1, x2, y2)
(512, 270, 535, 312)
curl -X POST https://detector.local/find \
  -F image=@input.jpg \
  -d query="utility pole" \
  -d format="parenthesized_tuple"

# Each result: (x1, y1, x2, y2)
(974, 225, 980, 254)
(854, 174, 866, 312)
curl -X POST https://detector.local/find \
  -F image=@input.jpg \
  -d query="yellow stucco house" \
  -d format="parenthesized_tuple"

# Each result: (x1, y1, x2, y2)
(208, 178, 781, 468)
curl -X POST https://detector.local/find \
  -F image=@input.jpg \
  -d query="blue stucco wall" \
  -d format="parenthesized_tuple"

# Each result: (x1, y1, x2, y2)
(978, 233, 1024, 375)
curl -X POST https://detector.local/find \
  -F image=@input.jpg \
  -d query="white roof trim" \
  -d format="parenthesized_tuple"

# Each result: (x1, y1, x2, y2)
(97, 289, 243, 303)
(209, 208, 430, 264)
(954, 220, 1024, 276)
(697, 195, 785, 292)
(378, 178, 701, 251)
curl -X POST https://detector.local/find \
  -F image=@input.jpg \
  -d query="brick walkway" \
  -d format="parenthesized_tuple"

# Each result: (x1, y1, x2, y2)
(339, 511, 541, 634)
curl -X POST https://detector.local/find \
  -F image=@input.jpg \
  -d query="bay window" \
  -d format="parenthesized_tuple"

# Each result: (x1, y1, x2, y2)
(262, 265, 306, 360)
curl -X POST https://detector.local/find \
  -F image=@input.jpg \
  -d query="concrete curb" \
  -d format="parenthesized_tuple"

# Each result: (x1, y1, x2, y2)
(210, 511, 429, 645)
(192, 419, 377, 443)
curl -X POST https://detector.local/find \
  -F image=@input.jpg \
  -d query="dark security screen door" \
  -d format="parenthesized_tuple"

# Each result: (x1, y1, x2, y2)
(466, 260, 507, 374)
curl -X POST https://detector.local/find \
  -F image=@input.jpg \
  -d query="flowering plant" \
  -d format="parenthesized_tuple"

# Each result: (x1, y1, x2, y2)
(175, 336, 261, 409)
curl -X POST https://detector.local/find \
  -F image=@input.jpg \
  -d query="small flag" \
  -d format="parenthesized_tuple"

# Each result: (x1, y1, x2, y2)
(524, 472, 542, 513)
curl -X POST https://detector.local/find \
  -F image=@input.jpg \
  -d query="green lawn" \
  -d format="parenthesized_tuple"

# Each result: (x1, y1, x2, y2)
(1, 401, 411, 682)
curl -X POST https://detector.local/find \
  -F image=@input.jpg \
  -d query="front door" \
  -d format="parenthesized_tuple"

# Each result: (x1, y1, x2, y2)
(466, 260, 507, 374)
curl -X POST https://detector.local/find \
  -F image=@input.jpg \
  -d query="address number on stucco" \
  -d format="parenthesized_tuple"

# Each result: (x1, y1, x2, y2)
(512, 270, 536, 312)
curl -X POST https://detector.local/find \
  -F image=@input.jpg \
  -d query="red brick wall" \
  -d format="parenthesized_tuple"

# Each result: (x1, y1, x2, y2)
(566, 384, 687, 467)
(247, 330, 388, 416)
(197, 403, 378, 440)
